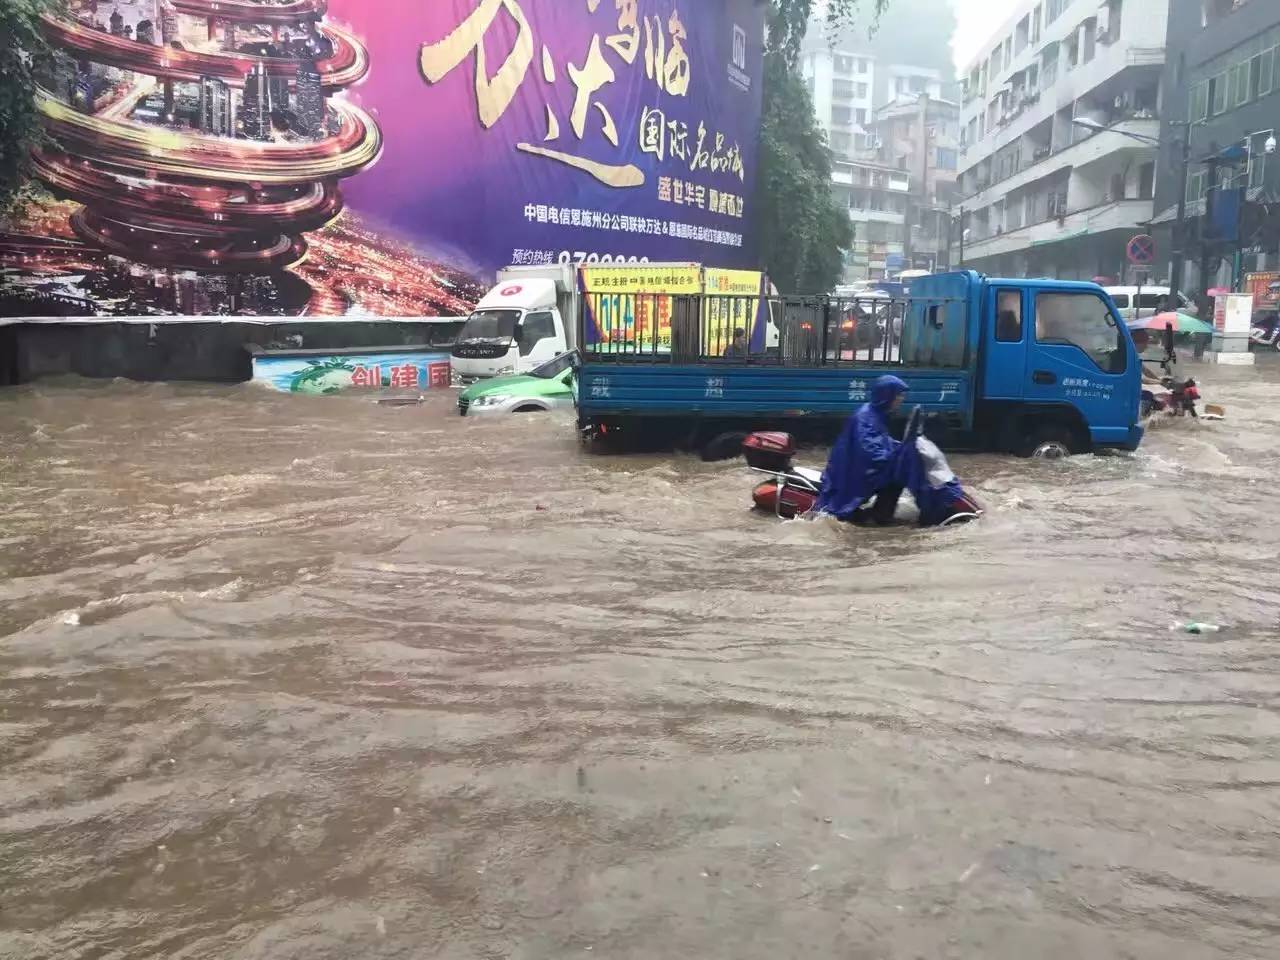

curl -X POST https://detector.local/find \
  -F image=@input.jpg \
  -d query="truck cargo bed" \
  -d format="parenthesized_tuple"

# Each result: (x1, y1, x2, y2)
(578, 364, 973, 423)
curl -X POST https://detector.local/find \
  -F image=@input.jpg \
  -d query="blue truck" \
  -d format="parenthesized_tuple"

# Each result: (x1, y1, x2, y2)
(575, 271, 1144, 459)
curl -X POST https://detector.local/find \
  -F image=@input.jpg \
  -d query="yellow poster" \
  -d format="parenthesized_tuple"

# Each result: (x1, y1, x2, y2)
(703, 268, 763, 355)
(580, 265, 702, 294)
(582, 264, 702, 351)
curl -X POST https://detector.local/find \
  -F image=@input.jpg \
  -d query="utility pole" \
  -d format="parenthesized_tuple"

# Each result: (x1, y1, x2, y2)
(1168, 129, 1192, 307)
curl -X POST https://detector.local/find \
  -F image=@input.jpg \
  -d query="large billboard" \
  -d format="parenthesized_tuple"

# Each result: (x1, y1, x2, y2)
(0, 0, 766, 319)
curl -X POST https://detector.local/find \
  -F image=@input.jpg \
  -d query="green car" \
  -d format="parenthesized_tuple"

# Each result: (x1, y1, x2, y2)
(457, 351, 578, 417)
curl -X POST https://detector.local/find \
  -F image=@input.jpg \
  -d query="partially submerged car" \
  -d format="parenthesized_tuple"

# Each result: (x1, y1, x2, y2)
(457, 351, 578, 417)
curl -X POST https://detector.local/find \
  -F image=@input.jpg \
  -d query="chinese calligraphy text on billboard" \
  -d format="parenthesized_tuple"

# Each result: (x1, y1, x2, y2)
(0, 0, 765, 319)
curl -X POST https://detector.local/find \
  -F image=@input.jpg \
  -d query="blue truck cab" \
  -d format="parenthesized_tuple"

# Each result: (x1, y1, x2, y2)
(576, 270, 1143, 458)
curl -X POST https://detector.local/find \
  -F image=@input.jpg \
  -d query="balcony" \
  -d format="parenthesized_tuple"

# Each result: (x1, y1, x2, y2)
(961, 34, 1167, 161)
(961, 198, 1155, 259)
(848, 208, 907, 224)
(960, 118, 1159, 210)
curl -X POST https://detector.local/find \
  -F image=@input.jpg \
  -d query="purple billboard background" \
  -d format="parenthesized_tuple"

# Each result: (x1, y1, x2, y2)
(330, 0, 766, 280)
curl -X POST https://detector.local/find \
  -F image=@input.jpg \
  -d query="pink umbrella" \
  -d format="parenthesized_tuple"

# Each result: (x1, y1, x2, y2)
(1207, 286, 1230, 297)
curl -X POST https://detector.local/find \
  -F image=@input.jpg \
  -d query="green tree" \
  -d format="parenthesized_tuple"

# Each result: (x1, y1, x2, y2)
(755, 52, 852, 293)
(766, 0, 891, 67)
(0, 0, 55, 217)
(756, 1, 887, 293)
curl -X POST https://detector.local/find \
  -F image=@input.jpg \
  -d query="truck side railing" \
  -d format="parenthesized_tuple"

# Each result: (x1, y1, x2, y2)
(580, 293, 926, 368)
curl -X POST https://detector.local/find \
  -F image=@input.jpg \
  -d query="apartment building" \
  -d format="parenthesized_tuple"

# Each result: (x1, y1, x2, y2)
(802, 24, 955, 281)
(953, 0, 1169, 281)
(803, 43, 878, 159)
(1152, 0, 1280, 298)
(873, 94, 961, 271)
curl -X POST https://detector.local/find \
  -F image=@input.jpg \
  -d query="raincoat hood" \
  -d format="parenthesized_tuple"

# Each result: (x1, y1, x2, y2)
(870, 375, 908, 411)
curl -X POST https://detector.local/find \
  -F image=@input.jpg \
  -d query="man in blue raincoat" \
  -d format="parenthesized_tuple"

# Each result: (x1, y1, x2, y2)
(815, 374, 908, 524)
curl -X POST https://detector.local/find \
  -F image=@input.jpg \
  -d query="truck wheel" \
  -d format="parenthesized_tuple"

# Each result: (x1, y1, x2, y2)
(700, 430, 749, 462)
(1020, 424, 1076, 460)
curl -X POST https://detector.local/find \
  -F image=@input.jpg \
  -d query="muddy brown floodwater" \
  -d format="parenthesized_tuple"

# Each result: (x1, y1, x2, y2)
(2, 363, 1280, 960)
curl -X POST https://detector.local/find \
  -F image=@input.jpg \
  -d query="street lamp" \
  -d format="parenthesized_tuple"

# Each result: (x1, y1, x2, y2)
(1071, 116, 1199, 305)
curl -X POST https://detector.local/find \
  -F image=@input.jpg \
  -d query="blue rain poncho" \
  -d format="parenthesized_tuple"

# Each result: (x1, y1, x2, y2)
(814, 375, 908, 521)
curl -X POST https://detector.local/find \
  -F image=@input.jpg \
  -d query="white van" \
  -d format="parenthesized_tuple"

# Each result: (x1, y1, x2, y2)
(1104, 286, 1198, 320)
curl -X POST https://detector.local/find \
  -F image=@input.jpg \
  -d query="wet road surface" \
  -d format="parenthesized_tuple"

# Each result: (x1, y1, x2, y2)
(2, 362, 1280, 959)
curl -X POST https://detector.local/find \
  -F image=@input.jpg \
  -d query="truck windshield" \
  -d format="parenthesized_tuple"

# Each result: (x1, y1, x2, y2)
(458, 310, 519, 344)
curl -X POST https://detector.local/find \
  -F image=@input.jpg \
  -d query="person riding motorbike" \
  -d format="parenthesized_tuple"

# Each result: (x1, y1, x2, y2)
(814, 374, 908, 525)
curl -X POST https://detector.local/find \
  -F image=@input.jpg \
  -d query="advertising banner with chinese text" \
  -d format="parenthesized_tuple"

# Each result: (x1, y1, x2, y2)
(703, 267, 765, 353)
(251, 351, 453, 394)
(1245, 273, 1280, 313)
(580, 263, 702, 352)
(0, 0, 766, 320)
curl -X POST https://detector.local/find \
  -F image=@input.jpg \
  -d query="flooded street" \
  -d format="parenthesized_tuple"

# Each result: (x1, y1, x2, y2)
(3, 365, 1280, 960)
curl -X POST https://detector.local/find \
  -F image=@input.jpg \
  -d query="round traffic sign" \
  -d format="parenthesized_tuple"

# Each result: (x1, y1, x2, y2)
(1127, 234, 1155, 265)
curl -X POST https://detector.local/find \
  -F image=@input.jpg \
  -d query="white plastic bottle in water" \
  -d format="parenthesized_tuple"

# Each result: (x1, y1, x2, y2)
(1171, 621, 1222, 635)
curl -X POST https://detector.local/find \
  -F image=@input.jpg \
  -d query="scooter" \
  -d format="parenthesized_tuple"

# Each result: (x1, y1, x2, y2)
(1142, 375, 1201, 419)
(1140, 322, 1200, 419)
(1249, 313, 1280, 350)
(742, 407, 983, 526)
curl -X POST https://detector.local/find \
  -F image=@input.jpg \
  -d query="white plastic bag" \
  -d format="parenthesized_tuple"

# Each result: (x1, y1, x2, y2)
(915, 435, 955, 489)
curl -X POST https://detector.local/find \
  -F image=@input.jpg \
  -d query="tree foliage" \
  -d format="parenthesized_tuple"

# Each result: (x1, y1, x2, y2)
(766, 0, 891, 66)
(0, 0, 55, 217)
(755, 0, 887, 293)
(754, 52, 852, 294)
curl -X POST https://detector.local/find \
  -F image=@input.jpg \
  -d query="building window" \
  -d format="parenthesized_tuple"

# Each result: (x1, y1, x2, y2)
(856, 82, 869, 98)
(1189, 81, 1209, 122)
(1138, 162, 1154, 200)
(1193, 33, 1280, 120)
(1232, 60, 1251, 108)
(857, 58, 869, 74)
(1186, 169, 1207, 204)
(1210, 72, 1228, 116)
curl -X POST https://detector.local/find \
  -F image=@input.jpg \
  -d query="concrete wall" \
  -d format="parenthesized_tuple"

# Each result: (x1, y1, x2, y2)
(0, 321, 464, 386)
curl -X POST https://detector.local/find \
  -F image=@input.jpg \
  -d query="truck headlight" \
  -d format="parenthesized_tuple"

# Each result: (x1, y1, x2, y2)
(472, 394, 512, 408)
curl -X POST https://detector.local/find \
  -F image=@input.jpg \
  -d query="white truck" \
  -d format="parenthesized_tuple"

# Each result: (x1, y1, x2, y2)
(450, 262, 774, 383)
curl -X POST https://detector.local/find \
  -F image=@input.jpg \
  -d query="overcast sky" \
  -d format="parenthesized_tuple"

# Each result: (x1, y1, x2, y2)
(951, 0, 1024, 73)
